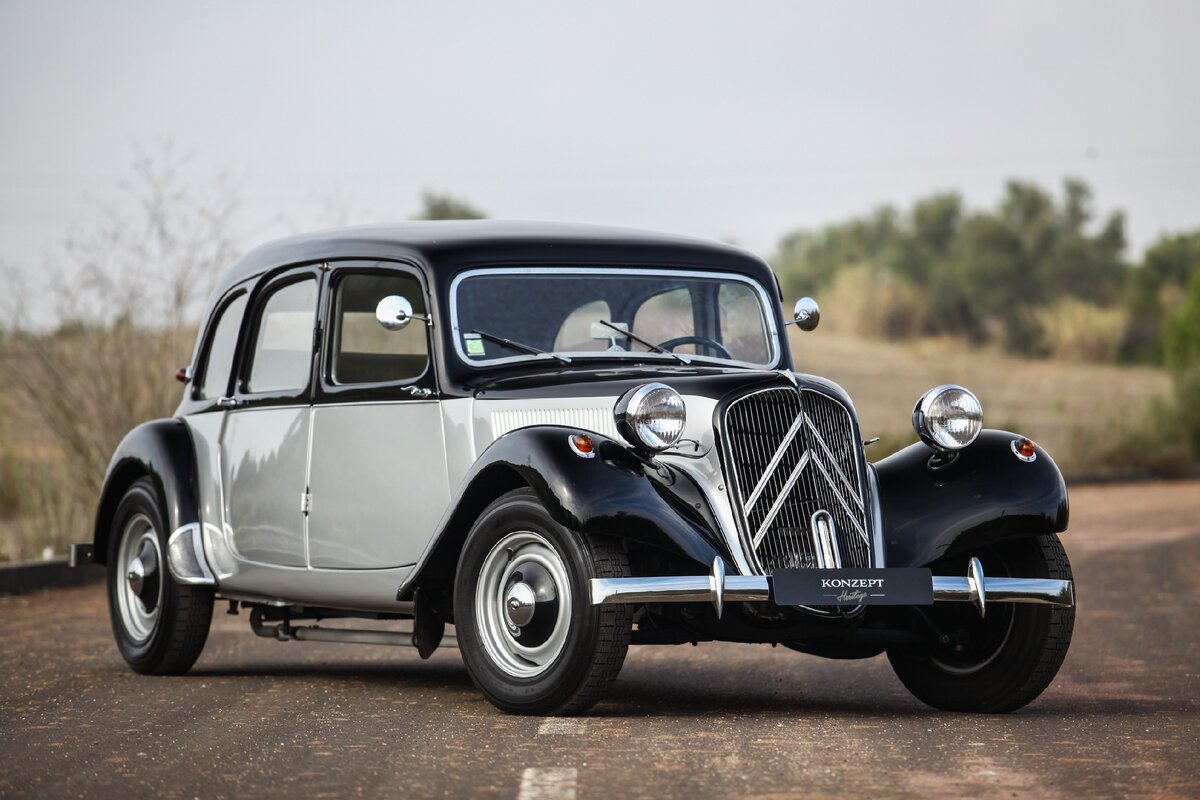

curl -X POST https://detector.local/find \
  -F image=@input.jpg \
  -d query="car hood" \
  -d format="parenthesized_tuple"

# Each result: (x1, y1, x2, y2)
(464, 365, 859, 459)
(470, 364, 852, 407)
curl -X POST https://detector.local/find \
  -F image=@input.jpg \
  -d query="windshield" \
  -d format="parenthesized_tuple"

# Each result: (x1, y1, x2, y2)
(451, 268, 778, 367)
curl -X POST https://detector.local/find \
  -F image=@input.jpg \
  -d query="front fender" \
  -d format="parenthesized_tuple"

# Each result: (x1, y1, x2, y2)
(398, 426, 729, 598)
(93, 418, 199, 565)
(875, 429, 1069, 568)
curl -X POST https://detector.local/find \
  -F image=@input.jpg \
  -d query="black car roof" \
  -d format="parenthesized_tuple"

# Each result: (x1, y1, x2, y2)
(209, 220, 779, 301)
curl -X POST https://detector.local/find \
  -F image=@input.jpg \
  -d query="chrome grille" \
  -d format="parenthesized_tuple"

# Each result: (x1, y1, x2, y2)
(722, 387, 872, 574)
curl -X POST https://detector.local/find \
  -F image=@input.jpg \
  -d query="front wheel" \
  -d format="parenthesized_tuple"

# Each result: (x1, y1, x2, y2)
(887, 534, 1075, 713)
(454, 488, 632, 715)
(107, 477, 214, 675)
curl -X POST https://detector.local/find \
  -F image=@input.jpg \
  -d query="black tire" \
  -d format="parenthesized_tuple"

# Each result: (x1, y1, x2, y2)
(454, 488, 632, 715)
(887, 534, 1074, 713)
(106, 477, 214, 675)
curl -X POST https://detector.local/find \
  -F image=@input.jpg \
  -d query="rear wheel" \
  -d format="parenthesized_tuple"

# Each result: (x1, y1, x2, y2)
(107, 477, 214, 675)
(887, 534, 1074, 713)
(454, 488, 632, 715)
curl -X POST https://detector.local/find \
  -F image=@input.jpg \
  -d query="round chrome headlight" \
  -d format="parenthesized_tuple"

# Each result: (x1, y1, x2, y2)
(615, 383, 686, 451)
(912, 385, 983, 451)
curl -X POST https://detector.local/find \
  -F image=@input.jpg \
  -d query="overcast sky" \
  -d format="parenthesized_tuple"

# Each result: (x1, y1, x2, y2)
(3, 0, 1199, 311)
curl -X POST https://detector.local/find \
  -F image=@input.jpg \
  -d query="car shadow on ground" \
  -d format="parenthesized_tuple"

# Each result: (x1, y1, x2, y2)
(182, 658, 1181, 719)
(188, 658, 472, 685)
(597, 678, 1185, 719)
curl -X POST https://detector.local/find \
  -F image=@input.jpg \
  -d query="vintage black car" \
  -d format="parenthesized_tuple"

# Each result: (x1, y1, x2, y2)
(74, 221, 1075, 715)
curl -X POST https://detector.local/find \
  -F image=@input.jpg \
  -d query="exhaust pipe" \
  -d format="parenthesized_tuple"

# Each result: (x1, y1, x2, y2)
(250, 607, 458, 649)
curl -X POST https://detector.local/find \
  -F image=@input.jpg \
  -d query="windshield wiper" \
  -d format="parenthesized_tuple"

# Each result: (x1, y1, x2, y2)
(470, 329, 572, 364)
(596, 320, 691, 365)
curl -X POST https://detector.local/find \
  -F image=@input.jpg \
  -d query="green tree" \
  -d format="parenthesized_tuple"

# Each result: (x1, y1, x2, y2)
(774, 206, 903, 299)
(1122, 231, 1200, 363)
(770, 178, 1131, 355)
(413, 190, 486, 220)
(1161, 268, 1200, 457)
(893, 192, 962, 285)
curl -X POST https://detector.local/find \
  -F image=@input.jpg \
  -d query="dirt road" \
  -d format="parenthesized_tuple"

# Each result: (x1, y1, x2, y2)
(1, 481, 1197, 799)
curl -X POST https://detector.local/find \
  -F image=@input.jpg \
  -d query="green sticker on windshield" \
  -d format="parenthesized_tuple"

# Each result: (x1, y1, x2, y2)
(464, 333, 485, 356)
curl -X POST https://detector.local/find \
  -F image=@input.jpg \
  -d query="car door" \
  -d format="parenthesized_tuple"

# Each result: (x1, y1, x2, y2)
(219, 266, 323, 567)
(305, 262, 450, 569)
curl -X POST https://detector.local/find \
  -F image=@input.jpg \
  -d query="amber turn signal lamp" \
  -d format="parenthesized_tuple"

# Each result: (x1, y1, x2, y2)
(1017, 438, 1036, 458)
(569, 434, 596, 458)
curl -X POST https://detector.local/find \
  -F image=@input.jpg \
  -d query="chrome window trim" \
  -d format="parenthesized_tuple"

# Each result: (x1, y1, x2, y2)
(447, 266, 781, 370)
(240, 271, 322, 398)
(323, 263, 435, 390)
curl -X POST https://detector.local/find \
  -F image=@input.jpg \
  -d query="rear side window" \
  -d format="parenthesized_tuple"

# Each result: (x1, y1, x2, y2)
(331, 272, 428, 385)
(246, 278, 318, 394)
(198, 293, 247, 400)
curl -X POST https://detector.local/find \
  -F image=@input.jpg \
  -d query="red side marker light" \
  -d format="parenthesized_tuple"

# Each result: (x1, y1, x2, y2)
(175, 366, 191, 384)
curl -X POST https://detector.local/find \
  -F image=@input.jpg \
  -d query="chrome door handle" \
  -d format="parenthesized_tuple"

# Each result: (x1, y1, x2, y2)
(216, 397, 241, 409)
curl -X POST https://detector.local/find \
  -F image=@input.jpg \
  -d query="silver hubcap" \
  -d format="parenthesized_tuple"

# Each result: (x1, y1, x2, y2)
(475, 531, 572, 678)
(115, 513, 163, 643)
(505, 582, 537, 628)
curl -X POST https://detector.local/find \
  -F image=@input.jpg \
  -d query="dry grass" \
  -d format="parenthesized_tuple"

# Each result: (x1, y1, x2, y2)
(1035, 298, 1130, 363)
(818, 264, 927, 340)
(0, 328, 193, 562)
(789, 328, 1172, 477)
(0, 324, 1178, 562)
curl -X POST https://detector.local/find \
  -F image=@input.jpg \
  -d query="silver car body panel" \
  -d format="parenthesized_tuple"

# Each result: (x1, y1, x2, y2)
(221, 406, 310, 567)
(192, 389, 872, 612)
(306, 401, 451, 569)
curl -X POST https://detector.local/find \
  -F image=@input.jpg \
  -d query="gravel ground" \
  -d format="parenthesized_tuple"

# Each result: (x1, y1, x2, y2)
(1, 481, 1197, 799)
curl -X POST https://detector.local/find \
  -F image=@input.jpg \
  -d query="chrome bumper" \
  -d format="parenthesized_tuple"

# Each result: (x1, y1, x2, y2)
(589, 557, 1074, 619)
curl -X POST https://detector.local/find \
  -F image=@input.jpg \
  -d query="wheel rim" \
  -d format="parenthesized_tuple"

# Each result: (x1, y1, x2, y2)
(115, 513, 163, 643)
(928, 549, 1017, 675)
(929, 605, 1016, 675)
(474, 530, 573, 679)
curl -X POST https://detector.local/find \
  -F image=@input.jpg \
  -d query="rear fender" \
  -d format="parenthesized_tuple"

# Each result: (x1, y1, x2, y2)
(92, 419, 199, 565)
(875, 429, 1069, 569)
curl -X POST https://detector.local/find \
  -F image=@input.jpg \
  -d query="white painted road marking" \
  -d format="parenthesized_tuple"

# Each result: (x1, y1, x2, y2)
(518, 767, 577, 800)
(537, 718, 587, 735)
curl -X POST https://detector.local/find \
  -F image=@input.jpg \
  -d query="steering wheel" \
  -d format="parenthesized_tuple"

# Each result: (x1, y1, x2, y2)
(656, 336, 732, 360)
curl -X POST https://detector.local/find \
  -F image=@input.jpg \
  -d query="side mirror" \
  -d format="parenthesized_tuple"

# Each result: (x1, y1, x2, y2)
(375, 295, 429, 331)
(792, 297, 820, 331)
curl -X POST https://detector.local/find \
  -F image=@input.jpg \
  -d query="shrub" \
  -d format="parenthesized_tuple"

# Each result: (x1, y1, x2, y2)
(1034, 298, 1129, 363)
(820, 264, 928, 340)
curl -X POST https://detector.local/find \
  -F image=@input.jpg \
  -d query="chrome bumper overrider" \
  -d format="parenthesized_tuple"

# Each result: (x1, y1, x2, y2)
(589, 557, 1074, 619)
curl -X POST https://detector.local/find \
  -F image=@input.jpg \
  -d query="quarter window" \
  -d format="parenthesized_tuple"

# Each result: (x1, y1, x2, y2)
(331, 273, 428, 385)
(198, 292, 247, 400)
(246, 278, 318, 394)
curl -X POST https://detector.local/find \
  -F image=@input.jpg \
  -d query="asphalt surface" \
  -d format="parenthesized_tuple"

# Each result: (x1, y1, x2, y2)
(2, 481, 1198, 799)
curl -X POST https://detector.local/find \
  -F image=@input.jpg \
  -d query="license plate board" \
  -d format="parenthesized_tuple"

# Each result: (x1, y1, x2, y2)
(772, 568, 933, 607)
